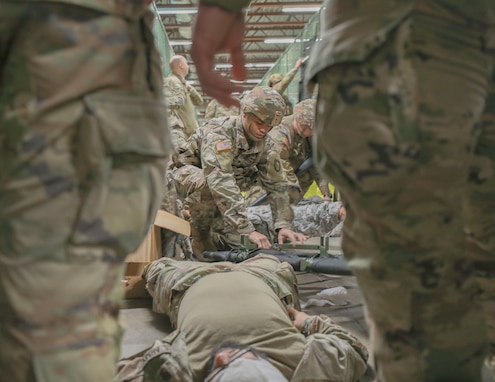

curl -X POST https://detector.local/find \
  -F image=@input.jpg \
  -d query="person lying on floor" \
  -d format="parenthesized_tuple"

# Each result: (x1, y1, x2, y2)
(117, 255, 370, 382)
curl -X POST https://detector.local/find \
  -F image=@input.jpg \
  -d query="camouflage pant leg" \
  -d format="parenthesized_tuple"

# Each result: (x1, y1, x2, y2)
(0, 261, 127, 382)
(188, 196, 218, 257)
(173, 166, 216, 256)
(0, 3, 169, 381)
(466, 73, 495, 370)
(173, 165, 207, 200)
(174, 168, 251, 252)
(160, 170, 192, 260)
(313, 16, 493, 382)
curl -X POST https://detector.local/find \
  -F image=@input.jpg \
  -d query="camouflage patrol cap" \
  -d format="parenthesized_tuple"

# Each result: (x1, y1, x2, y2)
(293, 98, 316, 127)
(241, 86, 285, 127)
(268, 73, 283, 86)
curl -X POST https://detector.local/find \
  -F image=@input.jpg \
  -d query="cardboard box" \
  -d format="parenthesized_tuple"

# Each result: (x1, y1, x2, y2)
(122, 210, 191, 299)
(123, 225, 162, 298)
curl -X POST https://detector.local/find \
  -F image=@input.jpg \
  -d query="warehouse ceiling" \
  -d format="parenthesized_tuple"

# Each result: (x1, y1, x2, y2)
(155, 0, 323, 105)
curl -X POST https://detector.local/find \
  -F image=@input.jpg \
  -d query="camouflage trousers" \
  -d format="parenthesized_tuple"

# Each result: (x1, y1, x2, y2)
(173, 165, 250, 256)
(160, 169, 193, 260)
(0, 3, 169, 381)
(313, 13, 495, 382)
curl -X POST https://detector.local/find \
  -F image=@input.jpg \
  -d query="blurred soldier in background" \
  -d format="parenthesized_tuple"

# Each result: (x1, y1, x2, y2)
(204, 97, 240, 121)
(172, 86, 307, 258)
(163, 55, 204, 149)
(268, 57, 305, 115)
(0, 1, 170, 381)
(161, 54, 203, 259)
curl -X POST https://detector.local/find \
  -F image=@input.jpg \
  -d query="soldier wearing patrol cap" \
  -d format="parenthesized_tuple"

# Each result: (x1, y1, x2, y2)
(172, 86, 308, 258)
(269, 98, 332, 204)
(244, 98, 334, 206)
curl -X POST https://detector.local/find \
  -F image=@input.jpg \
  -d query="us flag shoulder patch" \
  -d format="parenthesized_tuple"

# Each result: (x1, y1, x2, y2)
(215, 140, 232, 152)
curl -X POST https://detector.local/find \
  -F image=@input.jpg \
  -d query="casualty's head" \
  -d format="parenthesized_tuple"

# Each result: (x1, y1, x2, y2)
(204, 341, 289, 382)
(293, 98, 316, 138)
(240, 86, 285, 141)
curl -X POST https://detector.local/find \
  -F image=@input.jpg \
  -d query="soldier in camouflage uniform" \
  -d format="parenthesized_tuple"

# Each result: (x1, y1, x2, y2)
(139, 254, 369, 382)
(0, 1, 170, 381)
(172, 86, 308, 257)
(203, 97, 240, 121)
(304, 2, 495, 381)
(268, 98, 331, 204)
(163, 55, 204, 149)
(191, 0, 495, 381)
(268, 57, 304, 116)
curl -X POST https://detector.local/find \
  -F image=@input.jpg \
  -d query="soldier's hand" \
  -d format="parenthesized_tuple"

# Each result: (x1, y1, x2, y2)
(191, 4, 245, 107)
(287, 308, 309, 332)
(176, 150, 198, 166)
(277, 228, 308, 246)
(248, 231, 272, 249)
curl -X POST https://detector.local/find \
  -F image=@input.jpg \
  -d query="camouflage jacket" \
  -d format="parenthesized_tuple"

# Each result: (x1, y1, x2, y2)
(269, 115, 328, 193)
(305, 1, 495, 83)
(163, 73, 203, 137)
(177, 116, 294, 233)
(204, 98, 239, 120)
(291, 314, 369, 382)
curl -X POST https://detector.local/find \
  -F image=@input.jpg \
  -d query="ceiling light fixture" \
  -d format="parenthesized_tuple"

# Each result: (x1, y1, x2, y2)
(264, 38, 296, 44)
(168, 40, 192, 46)
(231, 79, 264, 84)
(246, 62, 276, 68)
(157, 8, 197, 15)
(215, 64, 233, 69)
(282, 6, 320, 13)
(215, 62, 275, 69)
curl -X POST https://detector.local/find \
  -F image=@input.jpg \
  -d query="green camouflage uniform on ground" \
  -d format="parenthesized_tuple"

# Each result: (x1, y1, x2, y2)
(304, 1, 495, 381)
(163, 72, 203, 149)
(138, 255, 369, 382)
(0, 1, 170, 381)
